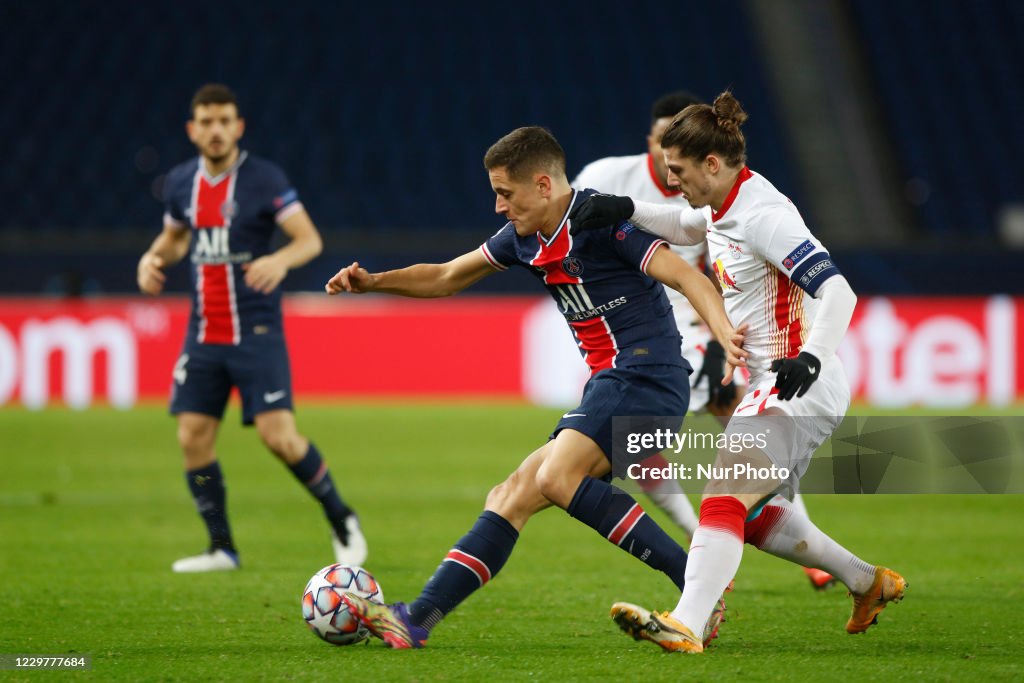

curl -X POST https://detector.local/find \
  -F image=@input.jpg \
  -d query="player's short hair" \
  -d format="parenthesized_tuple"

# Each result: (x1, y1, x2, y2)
(651, 90, 703, 123)
(191, 83, 240, 116)
(660, 91, 748, 167)
(483, 127, 566, 181)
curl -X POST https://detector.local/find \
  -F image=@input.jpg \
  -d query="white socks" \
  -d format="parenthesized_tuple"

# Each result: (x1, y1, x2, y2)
(645, 480, 699, 537)
(749, 497, 876, 594)
(671, 525, 743, 634)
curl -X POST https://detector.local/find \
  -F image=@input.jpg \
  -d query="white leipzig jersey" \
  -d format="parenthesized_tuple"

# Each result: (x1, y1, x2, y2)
(699, 168, 842, 381)
(573, 153, 707, 324)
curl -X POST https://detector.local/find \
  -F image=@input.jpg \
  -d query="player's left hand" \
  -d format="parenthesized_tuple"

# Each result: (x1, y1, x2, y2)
(770, 352, 821, 400)
(242, 255, 288, 294)
(568, 193, 634, 234)
(695, 340, 738, 408)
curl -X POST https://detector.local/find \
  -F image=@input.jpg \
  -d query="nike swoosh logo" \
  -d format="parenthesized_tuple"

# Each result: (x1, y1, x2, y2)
(263, 390, 287, 403)
(561, 413, 587, 419)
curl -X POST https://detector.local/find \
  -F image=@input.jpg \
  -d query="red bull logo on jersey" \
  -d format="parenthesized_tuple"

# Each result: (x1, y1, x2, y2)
(713, 259, 741, 292)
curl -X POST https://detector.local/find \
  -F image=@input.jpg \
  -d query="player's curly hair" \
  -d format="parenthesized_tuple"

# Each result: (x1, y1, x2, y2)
(484, 127, 566, 181)
(660, 90, 747, 167)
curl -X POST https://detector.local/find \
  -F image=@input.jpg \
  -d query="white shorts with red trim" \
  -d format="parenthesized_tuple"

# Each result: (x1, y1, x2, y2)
(723, 357, 850, 498)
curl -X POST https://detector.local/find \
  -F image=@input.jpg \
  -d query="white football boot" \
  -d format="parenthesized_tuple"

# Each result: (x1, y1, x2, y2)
(172, 548, 240, 573)
(331, 515, 368, 566)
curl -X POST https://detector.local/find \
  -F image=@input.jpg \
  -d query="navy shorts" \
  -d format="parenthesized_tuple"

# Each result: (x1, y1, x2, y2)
(550, 364, 689, 476)
(169, 332, 294, 425)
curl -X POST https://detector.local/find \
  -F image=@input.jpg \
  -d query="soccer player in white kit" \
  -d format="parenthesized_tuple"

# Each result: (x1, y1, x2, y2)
(570, 92, 906, 653)
(573, 91, 836, 592)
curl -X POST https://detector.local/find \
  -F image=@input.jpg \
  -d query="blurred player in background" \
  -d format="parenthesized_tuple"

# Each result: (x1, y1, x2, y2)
(326, 126, 746, 648)
(571, 92, 905, 653)
(137, 83, 366, 573)
(574, 90, 835, 590)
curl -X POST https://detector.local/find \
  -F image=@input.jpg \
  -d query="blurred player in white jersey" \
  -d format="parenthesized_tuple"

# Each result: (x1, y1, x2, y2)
(571, 92, 906, 653)
(573, 91, 832, 591)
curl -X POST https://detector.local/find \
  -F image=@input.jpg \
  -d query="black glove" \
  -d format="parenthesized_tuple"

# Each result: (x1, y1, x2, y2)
(770, 352, 821, 401)
(694, 339, 737, 409)
(568, 193, 634, 235)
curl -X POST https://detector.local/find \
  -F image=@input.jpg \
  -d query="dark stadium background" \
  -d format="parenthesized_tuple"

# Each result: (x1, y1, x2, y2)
(1, 0, 1022, 296)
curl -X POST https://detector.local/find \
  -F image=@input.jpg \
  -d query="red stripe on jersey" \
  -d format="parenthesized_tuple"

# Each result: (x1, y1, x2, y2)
(711, 166, 753, 222)
(192, 170, 239, 345)
(647, 153, 683, 197)
(445, 550, 491, 585)
(198, 264, 236, 344)
(773, 268, 803, 358)
(532, 221, 619, 372)
(530, 223, 576, 284)
(608, 503, 645, 546)
(571, 318, 618, 373)
(195, 176, 231, 227)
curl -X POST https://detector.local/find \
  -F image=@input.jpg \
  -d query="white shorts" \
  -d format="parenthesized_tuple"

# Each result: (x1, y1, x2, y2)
(724, 356, 851, 498)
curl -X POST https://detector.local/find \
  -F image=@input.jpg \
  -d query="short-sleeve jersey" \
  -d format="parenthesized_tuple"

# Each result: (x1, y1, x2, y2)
(573, 153, 708, 325)
(480, 189, 685, 374)
(162, 152, 303, 345)
(701, 167, 842, 381)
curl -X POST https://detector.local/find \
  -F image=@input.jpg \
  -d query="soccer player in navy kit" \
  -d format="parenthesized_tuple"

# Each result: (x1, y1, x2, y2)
(325, 126, 746, 648)
(137, 84, 366, 573)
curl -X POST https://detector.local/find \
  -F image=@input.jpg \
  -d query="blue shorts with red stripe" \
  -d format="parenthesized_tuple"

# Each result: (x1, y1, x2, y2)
(551, 364, 689, 476)
(169, 332, 294, 425)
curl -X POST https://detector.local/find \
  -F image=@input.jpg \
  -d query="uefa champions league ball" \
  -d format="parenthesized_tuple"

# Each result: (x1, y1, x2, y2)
(302, 563, 384, 645)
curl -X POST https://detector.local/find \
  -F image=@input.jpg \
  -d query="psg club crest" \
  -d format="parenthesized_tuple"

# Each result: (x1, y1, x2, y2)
(220, 199, 239, 220)
(562, 256, 584, 276)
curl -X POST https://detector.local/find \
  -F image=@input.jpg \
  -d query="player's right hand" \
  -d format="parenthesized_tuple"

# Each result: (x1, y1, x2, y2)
(568, 193, 635, 234)
(770, 352, 821, 400)
(325, 261, 373, 295)
(137, 253, 166, 296)
(722, 323, 748, 386)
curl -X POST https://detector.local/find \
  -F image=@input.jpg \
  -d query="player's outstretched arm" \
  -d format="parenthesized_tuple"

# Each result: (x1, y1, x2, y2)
(325, 249, 496, 298)
(137, 225, 191, 296)
(646, 246, 748, 380)
(569, 194, 706, 246)
(243, 207, 324, 294)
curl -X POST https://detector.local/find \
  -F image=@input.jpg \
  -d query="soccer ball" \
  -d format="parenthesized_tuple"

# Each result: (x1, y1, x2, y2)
(302, 563, 384, 645)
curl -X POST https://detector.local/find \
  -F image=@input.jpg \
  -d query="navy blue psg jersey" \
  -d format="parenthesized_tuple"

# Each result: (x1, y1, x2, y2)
(162, 152, 301, 345)
(481, 189, 686, 374)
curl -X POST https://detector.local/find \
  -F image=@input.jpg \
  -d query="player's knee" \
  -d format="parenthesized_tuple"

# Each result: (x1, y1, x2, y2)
(534, 461, 576, 508)
(177, 420, 213, 451)
(485, 471, 521, 510)
(259, 430, 303, 462)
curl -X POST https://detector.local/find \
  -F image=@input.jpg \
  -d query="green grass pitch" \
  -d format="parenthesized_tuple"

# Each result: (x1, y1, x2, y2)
(1, 403, 1021, 681)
